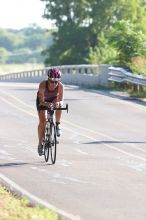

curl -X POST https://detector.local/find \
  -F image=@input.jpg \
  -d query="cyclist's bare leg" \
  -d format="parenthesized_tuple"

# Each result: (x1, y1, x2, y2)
(55, 110, 62, 137)
(55, 110, 62, 123)
(38, 110, 46, 145)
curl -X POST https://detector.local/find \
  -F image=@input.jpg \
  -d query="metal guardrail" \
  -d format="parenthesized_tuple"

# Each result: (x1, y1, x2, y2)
(108, 67, 146, 86)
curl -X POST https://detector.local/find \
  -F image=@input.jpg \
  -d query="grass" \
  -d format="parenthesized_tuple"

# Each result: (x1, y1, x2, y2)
(0, 185, 58, 220)
(0, 64, 45, 75)
(110, 82, 146, 98)
(129, 91, 146, 98)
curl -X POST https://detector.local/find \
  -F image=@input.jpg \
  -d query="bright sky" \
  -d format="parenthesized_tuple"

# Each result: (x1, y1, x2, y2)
(0, 0, 52, 29)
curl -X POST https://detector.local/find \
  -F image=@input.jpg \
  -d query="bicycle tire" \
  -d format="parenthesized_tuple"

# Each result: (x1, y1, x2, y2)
(44, 144, 49, 162)
(43, 126, 50, 162)
(50, 124, 57, 164)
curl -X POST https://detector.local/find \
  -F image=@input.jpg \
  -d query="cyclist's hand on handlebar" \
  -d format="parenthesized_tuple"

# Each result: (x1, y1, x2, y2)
(39, 101, 53, 108)
(55, 101, 63, 108)
(47, 102, 54, 108)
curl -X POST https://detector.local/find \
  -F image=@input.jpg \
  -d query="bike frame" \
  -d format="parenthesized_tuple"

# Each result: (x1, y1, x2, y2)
(43, 104, 68, 164)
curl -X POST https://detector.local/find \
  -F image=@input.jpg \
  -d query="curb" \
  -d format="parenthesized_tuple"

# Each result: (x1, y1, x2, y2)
(0, 173, 82, 220)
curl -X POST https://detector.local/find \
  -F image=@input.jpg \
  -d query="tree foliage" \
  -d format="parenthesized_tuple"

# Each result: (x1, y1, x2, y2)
(86, 34, 118, 65)
(106, 19, 146, 74)
(0, 25, 53, 64)
(41, 0, 120, 65)
(109, 20, 146, 63)
(41, 0, 146, 67)
(0, 47, 9, 63)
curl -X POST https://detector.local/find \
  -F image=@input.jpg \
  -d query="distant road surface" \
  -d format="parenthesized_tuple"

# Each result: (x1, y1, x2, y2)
(0, 82, 146, 220)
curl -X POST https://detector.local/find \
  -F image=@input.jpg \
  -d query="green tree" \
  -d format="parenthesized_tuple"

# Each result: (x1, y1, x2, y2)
(0, 28, 24, 51)
(0, 25, 53, 64)
(42, 24, 90, 65)
(41, 0, 120, 65)
(115, 0, 146, 33)
(20, 25, 53, 50)
(0, 47, 9, 63)
(87, 33, 118, 65)
(41, 0, 146, 65)
(109, 20, 146, 71)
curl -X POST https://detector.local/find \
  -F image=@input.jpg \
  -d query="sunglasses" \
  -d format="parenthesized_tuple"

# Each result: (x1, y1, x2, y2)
(49, 79, 58, 84)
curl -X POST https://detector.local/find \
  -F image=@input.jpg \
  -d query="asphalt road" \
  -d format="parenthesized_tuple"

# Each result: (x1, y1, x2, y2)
(0, 82, 146, 220)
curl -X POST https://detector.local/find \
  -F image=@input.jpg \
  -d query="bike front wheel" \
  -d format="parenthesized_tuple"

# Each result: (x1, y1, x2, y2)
(43, 126, 50, 162)
(50, 124, 57, 164)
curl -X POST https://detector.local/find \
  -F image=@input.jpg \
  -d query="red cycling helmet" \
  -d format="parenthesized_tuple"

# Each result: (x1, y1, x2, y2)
(47, 68, 61, 81)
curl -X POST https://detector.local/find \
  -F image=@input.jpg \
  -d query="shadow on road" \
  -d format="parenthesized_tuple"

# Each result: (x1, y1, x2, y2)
(0, 161, 55, 168)
(0, 162, 29, 167)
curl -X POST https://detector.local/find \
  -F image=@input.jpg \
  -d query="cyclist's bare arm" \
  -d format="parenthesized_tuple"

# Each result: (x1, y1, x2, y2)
(38, 81, 50, 107)
(57, 83, 64, 106)
(51, 83, 64, 107)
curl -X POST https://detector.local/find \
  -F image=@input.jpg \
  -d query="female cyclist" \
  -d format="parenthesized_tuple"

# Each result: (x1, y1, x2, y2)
(36, 67, 64, 156)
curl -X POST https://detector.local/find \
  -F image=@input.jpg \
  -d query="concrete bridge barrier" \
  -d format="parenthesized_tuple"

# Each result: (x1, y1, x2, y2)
(0, 64, 110, 87)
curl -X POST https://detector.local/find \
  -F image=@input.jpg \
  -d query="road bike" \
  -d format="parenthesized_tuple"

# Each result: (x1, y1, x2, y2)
(42, 103, 68, 164)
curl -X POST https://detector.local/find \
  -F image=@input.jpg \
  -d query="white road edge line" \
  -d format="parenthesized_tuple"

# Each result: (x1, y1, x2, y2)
(0, 97, 37, 118)
(0, 173, 82, 220)
(1, 91, 35, 109)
